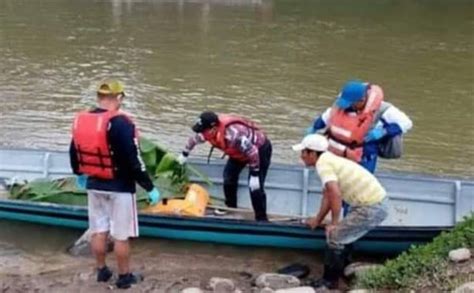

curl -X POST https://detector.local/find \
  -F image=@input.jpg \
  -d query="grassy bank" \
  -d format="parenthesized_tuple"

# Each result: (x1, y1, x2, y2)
(355, 214, 474, 291)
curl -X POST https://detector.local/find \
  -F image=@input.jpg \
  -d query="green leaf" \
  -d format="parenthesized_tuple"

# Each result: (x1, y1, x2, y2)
(156, 153, 179, 175)
(8, 137, 212, 209)
(355, 213, 474, 290)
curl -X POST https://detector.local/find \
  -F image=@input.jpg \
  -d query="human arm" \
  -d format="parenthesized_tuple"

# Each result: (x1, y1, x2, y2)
(235, 134, 261, 191)
(108, 116, 155, 192)
(237, 135, 260, 172)
(306, 108, 331, 134)
(380, 104, 413, 137)
(307, 154, 341, 229)
(307, 191, 331, 230)
(69, 140, 80, 175)
(307, 180, 342, 229)
(365, 104, 413, 142)
(183, 133, 206, 154)
(178, 133, 207, 164)
(324, 181, 342, 225)
(69, 140, 88, 189)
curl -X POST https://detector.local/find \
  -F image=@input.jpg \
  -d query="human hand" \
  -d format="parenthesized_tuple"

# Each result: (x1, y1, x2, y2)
(177, 151, 188, 165)
(148, 188, 161, 205)
(76, 174, 88, 190)
(249, 175, 260, 192)
(364, 127, 386, 142)
(306, 217, 320, 230)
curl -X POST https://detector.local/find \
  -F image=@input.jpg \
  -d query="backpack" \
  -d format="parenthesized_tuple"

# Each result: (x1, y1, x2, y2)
(375, 102, 403, 159)
(378, 133, 403, 159)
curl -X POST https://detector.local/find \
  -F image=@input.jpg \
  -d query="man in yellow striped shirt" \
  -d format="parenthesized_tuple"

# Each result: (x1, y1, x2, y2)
(292, 134, 388, 290)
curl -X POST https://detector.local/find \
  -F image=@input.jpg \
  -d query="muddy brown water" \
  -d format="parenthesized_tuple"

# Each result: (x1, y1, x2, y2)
(0, 0, 472, 289)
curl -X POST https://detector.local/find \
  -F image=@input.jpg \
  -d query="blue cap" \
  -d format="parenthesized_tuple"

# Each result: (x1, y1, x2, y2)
(335, 81, 368, 109)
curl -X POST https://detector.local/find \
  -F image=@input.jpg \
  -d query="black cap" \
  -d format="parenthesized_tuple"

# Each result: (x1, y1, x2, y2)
(192, 111, 219, 133)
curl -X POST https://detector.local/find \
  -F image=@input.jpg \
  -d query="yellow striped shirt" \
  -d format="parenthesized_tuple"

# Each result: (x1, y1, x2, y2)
(316, 152, 386, 206)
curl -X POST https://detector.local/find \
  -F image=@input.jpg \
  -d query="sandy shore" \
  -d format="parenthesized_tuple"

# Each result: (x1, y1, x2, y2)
(0, 237, 330, 293)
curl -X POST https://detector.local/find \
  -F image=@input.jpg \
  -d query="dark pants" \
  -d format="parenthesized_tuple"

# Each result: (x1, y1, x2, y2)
(223, 140, 272, 221)
(319, 199, 388, 288)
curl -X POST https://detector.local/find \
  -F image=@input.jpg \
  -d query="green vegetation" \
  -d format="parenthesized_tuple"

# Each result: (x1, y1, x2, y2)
(8, 137, 211, 209)
(355, 214, 474, 290)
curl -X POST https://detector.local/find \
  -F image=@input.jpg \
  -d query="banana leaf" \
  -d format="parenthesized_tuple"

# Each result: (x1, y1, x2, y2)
(8, 178, 88, 205)
(140, 137, 167, 174)
(8, 137, 212, 207)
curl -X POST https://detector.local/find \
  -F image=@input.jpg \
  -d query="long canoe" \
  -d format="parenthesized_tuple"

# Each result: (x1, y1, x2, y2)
(0, 148, 473, 253)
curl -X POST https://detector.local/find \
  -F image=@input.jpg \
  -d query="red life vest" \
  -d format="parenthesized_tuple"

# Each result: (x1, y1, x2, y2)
(202, 114, 262, 162)
(327, 85, 384, 162)
(72, 110, 137, 179)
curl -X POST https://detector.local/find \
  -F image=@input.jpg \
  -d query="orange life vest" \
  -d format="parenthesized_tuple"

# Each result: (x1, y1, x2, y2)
(202, 114, 261, 162)
(72, 110, 137, 179)
(327, 85, 384, 162)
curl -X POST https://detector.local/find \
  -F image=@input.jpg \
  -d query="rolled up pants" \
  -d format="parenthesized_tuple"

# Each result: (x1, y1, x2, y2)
(223, 140, 272, 221)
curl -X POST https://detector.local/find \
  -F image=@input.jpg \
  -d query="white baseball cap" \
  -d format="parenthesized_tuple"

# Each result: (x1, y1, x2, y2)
(292, 134, 329, 152)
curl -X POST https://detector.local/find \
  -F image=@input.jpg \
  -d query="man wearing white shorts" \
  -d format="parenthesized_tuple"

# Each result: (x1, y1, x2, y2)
(70, 80, 160, 289)
(88, 190, 139, 241)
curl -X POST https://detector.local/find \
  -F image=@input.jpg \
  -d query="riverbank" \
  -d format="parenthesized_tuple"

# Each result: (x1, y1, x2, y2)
(1, 217, 472, 292)
(1, 241, 471, 293)
(354, 215, 474, 291)
(0, 245, 323, 292)
(0, 221, 331, 292)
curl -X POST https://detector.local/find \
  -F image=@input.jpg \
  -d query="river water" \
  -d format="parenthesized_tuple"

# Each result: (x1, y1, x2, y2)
(0, 0, 473, 286)
(1, 0, 473, 177)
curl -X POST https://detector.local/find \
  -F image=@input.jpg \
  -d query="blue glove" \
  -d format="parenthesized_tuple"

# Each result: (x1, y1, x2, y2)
(364, 127, 386, 142)
(304, 126, 315, 136)
(148, 188, 161, 205)
(76, 175, 88, 190)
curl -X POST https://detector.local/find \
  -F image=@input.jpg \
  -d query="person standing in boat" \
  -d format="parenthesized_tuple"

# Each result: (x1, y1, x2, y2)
(293, 134, 388, 290)
(177, 111, 272, 222)
(69, 80, 161, 289)
(306, 80, 412, 173)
